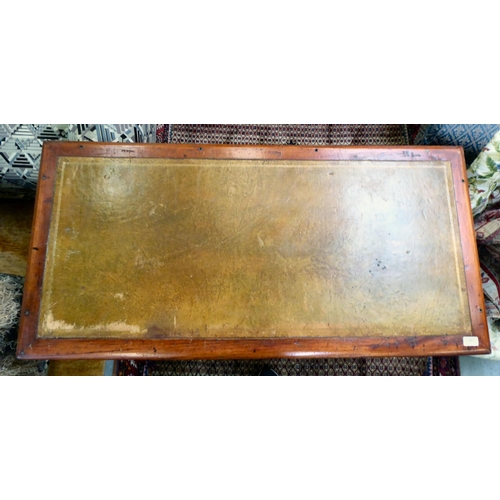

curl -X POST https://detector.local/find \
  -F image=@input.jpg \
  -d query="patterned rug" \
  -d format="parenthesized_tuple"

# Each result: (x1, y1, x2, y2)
(0, 124, 155, 190)
(118, 124, 459, 376)
(117, 356, 459, 376)
(156, 124, 408, 146)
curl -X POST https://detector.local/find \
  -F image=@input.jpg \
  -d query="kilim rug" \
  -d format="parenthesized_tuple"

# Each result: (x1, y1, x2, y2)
(156, 124, 409, 146)
(117, 357, 460, 376)
(118, 124, 459, 376)
(0, 124, 156, 190)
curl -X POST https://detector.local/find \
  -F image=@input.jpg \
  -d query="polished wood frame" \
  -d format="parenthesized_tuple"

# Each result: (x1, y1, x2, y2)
(17, 142, 490, 360)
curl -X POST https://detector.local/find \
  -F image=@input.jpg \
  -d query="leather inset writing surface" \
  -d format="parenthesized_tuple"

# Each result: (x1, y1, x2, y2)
(39, 157, 471, 339)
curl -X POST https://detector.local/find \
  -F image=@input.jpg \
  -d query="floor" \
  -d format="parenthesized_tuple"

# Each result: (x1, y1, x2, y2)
(459, 356, 500, 376)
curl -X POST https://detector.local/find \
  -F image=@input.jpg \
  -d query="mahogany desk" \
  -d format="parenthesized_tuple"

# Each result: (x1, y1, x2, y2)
(17, 143, 490, 359)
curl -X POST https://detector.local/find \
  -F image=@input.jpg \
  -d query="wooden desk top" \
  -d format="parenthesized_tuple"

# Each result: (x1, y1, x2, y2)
(17, 143, 489, 359)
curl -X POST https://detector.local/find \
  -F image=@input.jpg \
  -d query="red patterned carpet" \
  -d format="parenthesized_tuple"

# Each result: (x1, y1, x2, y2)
(156, 124, 409, 146)
(117, 356, 459, 376)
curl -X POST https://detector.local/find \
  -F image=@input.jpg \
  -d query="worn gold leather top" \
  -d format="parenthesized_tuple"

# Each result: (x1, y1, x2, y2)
(39, 157, 471, 339)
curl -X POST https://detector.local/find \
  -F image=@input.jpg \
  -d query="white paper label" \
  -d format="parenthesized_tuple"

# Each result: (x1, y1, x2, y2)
(463, 336, 479, 347)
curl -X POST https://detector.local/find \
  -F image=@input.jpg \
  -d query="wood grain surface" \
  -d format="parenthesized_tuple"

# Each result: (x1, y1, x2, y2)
(17, 143, 490, 359)
(0, 199, 34, 276)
